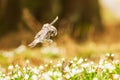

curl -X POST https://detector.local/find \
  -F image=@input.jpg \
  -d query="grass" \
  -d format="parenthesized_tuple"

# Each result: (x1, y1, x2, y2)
(0, 44, 120, 80)
(0, 52, 120, 80)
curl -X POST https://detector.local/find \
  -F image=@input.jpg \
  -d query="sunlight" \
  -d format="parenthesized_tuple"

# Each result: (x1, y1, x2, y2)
(100, 0, 120, 23)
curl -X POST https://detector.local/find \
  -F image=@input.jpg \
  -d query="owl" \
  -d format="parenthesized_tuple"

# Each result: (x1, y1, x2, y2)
(28, 17, 58, 47)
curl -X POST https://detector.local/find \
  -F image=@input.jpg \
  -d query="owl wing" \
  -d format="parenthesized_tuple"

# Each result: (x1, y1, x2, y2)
(35, 27, 49, 39)
(29, 22, 57, 47)
(28, 27, 50, 47)
(35, 29, 43, 39)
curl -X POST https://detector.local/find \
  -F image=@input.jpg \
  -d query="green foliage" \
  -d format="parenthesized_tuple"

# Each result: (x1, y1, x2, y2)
(0, 53, 120, 80)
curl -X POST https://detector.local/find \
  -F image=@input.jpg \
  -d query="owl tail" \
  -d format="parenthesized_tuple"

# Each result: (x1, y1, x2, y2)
(28, 40, 38, 47)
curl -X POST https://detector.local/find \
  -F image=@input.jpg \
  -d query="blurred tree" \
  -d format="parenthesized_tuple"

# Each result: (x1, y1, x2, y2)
(24, 0, 56, 24)
(59, 0, 104, 42)
(23, 0, 104, 42)
(0, 0, 103, 42)
(0, 0, 22, 36)
(23, 0, 60, 34)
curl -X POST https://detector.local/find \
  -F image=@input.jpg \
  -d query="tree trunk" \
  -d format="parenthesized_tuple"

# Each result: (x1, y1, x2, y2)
(0, 0, 22, 36)
(59, 0, 104, 42)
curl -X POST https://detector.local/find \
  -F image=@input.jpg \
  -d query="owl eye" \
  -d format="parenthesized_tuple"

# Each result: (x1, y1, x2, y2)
(50, 31, 55, 36)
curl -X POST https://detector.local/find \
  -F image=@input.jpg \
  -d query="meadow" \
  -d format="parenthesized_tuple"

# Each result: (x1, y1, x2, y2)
(0, 44, 120, 80)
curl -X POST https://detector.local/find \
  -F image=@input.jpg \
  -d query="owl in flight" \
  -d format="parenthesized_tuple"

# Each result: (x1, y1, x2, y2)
(28, 16, 58, 47)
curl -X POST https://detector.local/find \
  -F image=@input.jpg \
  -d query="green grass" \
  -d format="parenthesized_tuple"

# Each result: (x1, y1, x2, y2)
(0, 52, 120, 80)
(0, 45, 120, 80)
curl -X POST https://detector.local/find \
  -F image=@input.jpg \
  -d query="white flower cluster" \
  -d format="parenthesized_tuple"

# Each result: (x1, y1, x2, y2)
(0, 53, 120, 80)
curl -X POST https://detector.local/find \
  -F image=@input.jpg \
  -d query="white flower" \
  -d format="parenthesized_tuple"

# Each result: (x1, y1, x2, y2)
(71, 68, 77, 76)
(90, 61, 94, 65)
(44, 64, 48, 67)
(65, 74, 70, 79)
(93, 77, 98, 80)
(113, 74, 119, 79)
(18, 71, 22, 76)
(77, 58, 83, 64)
(104, 63, 115, 71)
(72, 63, 76, 67)
(81, 63, 90, 68)
(88, 68, 96, 73)
(61, 58, 65, 61)
(24, 74, 29, 79)
(26, 60, 30, 64)
(8, 72, 12, 75)
(103, 68, 107, 72)
(32, 75, 38, 80)
(23, 67, 26, 72)
(98, 64, 104, 69)
(56, 63, 62, 67)
(32, 67, 39, 74)
(70, 60, 73, 64)
(106, 53, 110, 57)
(0, 78, 4, 80)
(57, 78, 62, 80)
(15, 64, 19, 68)
(39, 65, 44, 70)
(73, 57, 77, 61)
(53, 71, 58, 76)
(8, 65, 13, 70)
(64, 66, 70, 72)
(85, 58, 87, 61)
(53, 71, 62, 77)
(27, 66, 32, 70)
(57, 72, 62, 77)
(114, 60, 120, 64)
(5, 76, 10, 80)
(76, 68, 84, 73)
(13, 74, 18, 78)
(47, 71, 53, 76)
(111, 53, 114, 57)
(99, 59, 104, 65)
(2, 74, 5, 77)
(42, 73, 52, 80)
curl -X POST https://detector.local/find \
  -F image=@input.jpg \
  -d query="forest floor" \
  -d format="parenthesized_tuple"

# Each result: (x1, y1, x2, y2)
(0, 23, 120, 79)
(0, 43, 120, 79)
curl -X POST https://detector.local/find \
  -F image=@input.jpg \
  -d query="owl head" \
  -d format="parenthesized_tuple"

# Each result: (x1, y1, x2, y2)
(42, 23, 57, 37)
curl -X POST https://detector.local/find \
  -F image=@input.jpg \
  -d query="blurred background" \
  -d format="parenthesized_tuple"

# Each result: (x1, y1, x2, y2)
(0, 0, 120, 67)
